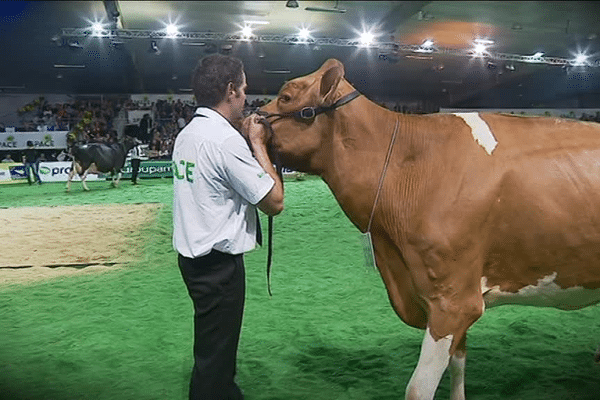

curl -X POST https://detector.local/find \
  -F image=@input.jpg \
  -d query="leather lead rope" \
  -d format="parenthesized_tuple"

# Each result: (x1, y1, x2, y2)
(366, 117, 400, 233)
(259, 117, 281, 297)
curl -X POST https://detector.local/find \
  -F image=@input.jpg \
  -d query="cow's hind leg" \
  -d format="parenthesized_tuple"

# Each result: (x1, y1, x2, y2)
(111, 171, 121, 187)
(115, 171, 121, 187)
(80, 169, 91, 191)
(595, 344, 600, 363)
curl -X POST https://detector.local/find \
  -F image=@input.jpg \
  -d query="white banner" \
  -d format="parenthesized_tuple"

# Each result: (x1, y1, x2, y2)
(38, 161, 104, 182)
(0, 164, 13, 181)
(0, 131, 69, 150)
(127, 110, 150, 125)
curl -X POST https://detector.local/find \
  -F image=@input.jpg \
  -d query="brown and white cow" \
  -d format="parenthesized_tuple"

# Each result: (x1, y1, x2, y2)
(258, 59, 600, 400)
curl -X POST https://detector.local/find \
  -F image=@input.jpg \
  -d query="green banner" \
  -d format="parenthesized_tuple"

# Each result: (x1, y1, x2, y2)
(118, 160, 173, 179)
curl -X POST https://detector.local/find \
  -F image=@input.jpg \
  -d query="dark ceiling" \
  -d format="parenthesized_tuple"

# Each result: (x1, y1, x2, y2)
(1, 1, 600, 109)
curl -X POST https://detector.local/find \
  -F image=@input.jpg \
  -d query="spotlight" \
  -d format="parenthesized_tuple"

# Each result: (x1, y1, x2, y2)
(573, 53, 589, 66)
(471, 39, 493, 57)
(286, 0, 299, 8)
(241, 26, 253, 38)
(166, 24, 179, 37)
(298, 27, 311, 41)
(360, 31, 375, 46)
(91, 22, 103, 36)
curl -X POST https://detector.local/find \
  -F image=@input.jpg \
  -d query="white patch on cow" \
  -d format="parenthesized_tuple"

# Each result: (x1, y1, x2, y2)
(481, 273, 600, 310)
(453, 112, 498, 155)
(405, 327, 453, 400)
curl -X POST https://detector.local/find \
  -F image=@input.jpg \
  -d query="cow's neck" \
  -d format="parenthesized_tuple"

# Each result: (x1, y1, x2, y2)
(316, 88, 408, 233)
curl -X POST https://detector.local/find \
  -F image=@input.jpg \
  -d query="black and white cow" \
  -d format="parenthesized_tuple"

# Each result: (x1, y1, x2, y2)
(66, 136, 138, 191)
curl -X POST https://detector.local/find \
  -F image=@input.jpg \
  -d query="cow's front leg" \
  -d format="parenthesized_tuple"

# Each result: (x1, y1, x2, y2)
(405, 327, 453, 400)
(66, 161, 76, 191)
(449, 336, 466, 400)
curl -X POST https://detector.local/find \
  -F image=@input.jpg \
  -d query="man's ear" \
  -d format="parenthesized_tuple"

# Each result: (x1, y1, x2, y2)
(225, 82, 234, 101)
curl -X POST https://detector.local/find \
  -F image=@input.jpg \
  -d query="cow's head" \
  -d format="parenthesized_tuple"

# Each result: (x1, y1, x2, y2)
(259, 59, 348, 173)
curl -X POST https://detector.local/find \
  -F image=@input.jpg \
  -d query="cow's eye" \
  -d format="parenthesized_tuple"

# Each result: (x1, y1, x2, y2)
(279, 94, 291, 103)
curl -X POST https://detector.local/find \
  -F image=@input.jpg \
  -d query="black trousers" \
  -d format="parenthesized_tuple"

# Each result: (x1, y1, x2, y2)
(178, 250, 245, 400)
(131, 158, 141, 183)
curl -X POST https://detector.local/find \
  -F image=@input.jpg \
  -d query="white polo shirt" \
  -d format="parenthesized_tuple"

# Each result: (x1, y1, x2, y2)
(172, 107, 275, 258)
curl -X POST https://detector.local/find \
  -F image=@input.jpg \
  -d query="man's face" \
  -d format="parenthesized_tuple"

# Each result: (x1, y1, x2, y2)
(231, 72, 248, 123)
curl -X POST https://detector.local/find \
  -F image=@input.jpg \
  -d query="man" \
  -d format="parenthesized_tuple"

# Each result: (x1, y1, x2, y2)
(22, 141, 42, 185)
(172, 54, 284, 400)
(129, 139, 143, 184)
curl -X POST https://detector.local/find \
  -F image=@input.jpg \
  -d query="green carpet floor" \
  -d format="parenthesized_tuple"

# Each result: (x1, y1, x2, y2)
(1, 177, 598, 399)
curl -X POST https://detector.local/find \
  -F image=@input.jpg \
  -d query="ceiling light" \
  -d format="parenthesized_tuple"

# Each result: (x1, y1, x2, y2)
(471, 39, 493, 57)
(573, 53, 589, 66)
(360, 31, 375, 46)
(286, 0, 299, 8)
(166, 24, 179, 37)
(298, 27, 311, 41)
(91, 22, 104, 36)
(241, 26, 253, 38)
(472, 43, 487, 56)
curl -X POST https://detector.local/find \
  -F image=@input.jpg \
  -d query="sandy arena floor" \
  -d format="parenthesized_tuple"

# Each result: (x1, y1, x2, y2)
(0, 203, 161, 285)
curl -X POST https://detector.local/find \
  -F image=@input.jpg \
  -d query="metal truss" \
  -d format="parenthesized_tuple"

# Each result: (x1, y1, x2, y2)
(61, 28, 599, 68)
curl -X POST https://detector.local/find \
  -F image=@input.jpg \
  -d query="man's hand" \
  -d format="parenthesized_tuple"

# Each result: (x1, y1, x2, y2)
(242, 114, 270, 148)
(241, 113, 283, 216)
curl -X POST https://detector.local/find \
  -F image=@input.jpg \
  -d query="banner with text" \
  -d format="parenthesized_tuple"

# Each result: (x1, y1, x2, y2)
(0, 131, 69, 150)
(119, 160, 173, 179)
(38, 161, 104, 182)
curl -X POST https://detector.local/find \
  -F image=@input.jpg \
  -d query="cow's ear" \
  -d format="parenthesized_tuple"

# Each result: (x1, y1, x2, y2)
(319, 60, 344, 107)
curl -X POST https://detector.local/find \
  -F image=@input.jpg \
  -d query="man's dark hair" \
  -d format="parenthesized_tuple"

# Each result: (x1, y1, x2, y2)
(192, 54, 244, 108)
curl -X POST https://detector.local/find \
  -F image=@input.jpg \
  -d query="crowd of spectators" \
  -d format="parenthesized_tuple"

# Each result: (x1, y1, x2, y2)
(2, 95, 600, 164)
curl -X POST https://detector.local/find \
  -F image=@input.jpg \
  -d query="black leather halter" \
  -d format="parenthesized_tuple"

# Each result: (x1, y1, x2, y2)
(256, 90, 361, 122)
